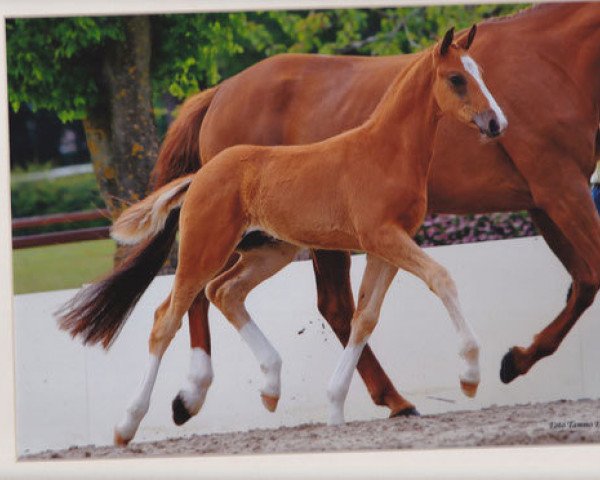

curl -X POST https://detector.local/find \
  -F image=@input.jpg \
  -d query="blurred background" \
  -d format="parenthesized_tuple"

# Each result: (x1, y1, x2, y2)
(7, 4, 532, 294)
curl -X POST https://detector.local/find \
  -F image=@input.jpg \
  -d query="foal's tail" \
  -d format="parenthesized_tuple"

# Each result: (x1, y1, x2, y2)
(111, 175, 194, 245)
(56, 87, 218, 349)
(56, 176, 195, 349)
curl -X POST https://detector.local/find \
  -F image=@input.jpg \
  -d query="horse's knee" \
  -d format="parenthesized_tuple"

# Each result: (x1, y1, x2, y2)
(351, 308, 379, 344)
(569, 275, 599, 312)
(428, 264, 457, 298)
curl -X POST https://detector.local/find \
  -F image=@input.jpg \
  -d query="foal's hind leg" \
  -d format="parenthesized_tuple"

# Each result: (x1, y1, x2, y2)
(312, 250, 418, 417)
(365, 226, 480, 398)
(173, 254, 239, 426)
(327, 255, 397, 425)
(114, 286, 202, 446)
(206, 242, 300, 412)
(114, 204, 244, 445)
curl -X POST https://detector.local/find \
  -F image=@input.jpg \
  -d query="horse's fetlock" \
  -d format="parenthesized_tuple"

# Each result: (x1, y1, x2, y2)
(128, 401, 149, 421)
(261, 351, 282, 375)
(327, 382, 344, 405)
(461, 340, 480, 362)
(189, 369, 213, 389)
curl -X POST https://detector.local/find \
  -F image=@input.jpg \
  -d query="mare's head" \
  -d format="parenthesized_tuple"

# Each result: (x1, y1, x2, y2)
(432, 25, 507, 138)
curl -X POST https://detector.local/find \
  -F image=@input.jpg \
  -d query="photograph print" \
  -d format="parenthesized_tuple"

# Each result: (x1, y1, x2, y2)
(6, 1, 600, 460)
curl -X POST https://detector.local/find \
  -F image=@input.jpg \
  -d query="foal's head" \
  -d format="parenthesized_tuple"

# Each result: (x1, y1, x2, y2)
(433, 26, 507, 138)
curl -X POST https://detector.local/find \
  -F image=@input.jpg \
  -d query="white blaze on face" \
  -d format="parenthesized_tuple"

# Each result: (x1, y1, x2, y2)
(460, 55, 508, 130)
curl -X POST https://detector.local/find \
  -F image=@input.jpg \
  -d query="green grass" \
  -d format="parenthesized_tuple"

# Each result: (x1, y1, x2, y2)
(12, 239, 116, 294)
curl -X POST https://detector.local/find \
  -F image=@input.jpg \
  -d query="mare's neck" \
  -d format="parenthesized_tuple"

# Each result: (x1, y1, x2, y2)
(524, 4, 600, 108)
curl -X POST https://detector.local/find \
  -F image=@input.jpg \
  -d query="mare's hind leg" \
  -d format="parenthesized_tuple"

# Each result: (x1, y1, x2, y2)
(206, 241, 300, 412)
(173, 254, 239, 426)
(364, 226, 480, 398)
(500, 204, 600, 383)
(327, 255, 397, 425)
(312, 250, 418, 417)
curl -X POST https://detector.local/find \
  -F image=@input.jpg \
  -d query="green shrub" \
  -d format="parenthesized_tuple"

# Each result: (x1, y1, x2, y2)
(11, 173, 109, 235)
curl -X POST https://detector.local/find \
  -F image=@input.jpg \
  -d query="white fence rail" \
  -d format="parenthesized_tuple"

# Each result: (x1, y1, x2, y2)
(14, 237, 600, 455)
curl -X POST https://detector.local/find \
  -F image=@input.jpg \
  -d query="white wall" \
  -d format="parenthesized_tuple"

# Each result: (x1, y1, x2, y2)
(13, 237, 600, 455)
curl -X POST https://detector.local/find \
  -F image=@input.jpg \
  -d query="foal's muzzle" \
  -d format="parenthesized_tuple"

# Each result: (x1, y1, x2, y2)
(474, 110, 505, 138)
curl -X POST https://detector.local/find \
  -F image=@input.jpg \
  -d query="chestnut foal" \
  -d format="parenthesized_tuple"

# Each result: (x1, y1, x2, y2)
(99, 26, 507, 445)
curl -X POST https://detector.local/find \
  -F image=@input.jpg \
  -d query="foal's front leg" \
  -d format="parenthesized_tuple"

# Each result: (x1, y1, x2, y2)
(369, 227, 481, 398)
(312, 250, 418, 417)
(327, 255, 397, 425)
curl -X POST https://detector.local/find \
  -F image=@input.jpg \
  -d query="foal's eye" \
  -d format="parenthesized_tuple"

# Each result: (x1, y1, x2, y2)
(449, 74, 467, 88)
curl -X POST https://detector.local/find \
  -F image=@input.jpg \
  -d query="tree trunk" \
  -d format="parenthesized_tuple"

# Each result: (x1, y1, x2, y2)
(83, 16, 158, 266)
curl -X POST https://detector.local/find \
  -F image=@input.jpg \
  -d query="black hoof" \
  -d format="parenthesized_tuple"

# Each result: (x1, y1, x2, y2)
(500, 349, 520, 384)
(390, 406, 420, 418)
(172, 394, 192, 426)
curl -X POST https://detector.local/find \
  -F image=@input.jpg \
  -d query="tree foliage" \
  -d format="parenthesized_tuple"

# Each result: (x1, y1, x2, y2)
(7, 4, 526, 121)
(7, 17, 124, 122)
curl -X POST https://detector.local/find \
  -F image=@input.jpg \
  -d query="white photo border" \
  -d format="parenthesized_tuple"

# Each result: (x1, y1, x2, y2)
(1, 0, 599, 478)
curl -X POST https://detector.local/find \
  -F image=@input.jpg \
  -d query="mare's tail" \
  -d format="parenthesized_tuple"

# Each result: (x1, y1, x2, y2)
(56, 86, 217, 349)
(151, 86, 218, 188)
(56, 175, 195, 348)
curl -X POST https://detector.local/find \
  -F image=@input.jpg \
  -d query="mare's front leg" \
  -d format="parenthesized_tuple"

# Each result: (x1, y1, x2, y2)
(312, 250, 418, 417)
(365, 226, 481, 398)
(500, 195, 600, 383)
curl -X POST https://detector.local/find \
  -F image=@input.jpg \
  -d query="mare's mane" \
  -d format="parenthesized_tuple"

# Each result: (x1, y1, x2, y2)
(481, 3, 556, 25)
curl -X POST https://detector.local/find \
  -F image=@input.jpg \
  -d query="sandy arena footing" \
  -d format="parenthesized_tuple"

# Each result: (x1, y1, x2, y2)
(24, 398, 600, 460)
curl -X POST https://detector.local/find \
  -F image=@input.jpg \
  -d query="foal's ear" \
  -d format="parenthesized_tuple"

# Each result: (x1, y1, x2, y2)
(459, 24, 477, 50)
(439, 27, 455, 56)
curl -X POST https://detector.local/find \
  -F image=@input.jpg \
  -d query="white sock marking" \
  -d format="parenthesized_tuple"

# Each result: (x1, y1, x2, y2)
(461, 55, 508, 130)
(179, 348, 213, 416)
(438, 284, 481, 388)
(115, 354, 161, 442)
(327, 339, 368, 425)
(239, 321, 282, 398)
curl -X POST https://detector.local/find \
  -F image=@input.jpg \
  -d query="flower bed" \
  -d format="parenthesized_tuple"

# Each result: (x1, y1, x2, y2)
(415, 211, 538, 247)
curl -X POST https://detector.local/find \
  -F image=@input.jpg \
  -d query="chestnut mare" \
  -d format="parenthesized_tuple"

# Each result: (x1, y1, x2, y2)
(61, 28, 505, 445)
(149, 2, 598, 420)
(59, 3, 600, 432)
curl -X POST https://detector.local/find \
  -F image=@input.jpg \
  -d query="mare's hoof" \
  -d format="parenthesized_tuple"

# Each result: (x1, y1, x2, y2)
(172, 393, 192, 426)
(460, 380, 479, 398)
(261, 393, 279, 412)
(500, 349, 520, 384)
(390, 406, 420, 418)
(114, 430, 130, 447)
